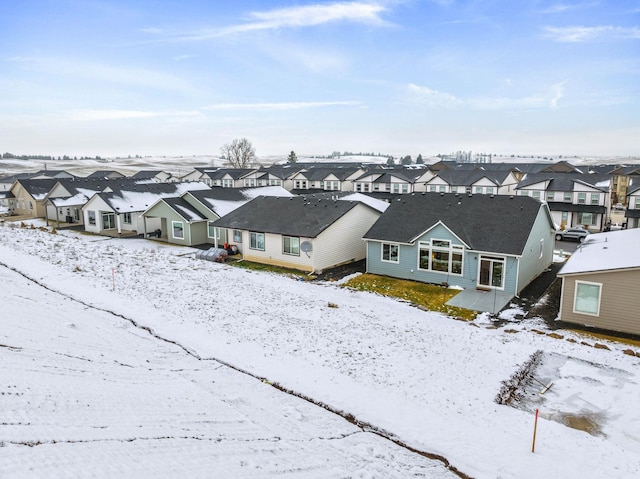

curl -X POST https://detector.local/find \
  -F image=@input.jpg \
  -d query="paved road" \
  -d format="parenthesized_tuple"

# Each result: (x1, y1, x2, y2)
(554, 238, 581, 253)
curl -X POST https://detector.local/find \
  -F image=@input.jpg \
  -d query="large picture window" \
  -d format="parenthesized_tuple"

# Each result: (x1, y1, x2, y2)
(382, 243, 399, 263)
(250, 232, 265, 251)
(283, 236, 300, 255)
(574, 281, 602, 316)
(88, 210, 96, 225)
(418, 239, 463, 275)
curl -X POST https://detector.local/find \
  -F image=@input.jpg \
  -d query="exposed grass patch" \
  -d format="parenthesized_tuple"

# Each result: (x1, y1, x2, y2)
(229, 260, 316, 281)
(341, 273, 476, 320)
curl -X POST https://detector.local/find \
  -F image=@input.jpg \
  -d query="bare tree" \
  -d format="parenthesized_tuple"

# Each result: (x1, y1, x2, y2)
(220, 138, 256, 168)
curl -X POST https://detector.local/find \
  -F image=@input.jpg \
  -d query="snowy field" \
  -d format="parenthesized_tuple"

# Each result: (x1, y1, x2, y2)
(1, 221, 639, 478)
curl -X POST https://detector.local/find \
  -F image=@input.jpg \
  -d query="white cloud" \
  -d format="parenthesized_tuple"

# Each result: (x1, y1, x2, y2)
(202, 101, 362, 111)
(144, 2, 390, 42)
(407, 83, 461, 106)
(542, 25, 640, 42)
(408, 82, 567, 110)
(550, 81, 567, 109)
(539, 3, 598, 14)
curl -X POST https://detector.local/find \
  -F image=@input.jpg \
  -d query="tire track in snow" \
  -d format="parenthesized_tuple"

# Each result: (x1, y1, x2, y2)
(0, 260, 473, 479)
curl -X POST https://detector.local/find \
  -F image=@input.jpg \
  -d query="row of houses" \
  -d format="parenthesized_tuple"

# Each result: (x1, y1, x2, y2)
(2, 164, 638, 336)
(0, 167, 556, 315)
(5, 160, 639, 231)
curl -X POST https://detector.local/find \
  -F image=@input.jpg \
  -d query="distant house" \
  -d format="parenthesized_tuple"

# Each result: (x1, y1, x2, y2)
(9, 178, 59, 218)
(557, 228, 640, 336)
(43, 178, 142, 227)
(625, 178, 640, 229)
(516, 173, 611, 231)
(131, 170, 175, 182)
(82, 182, 209, 236)
(141, 186, 292, 246)
(211, 195, 383, 273)
(423, 169, 519, 195)
(86, 170, 126, 180)
(363, 193, 555, 313)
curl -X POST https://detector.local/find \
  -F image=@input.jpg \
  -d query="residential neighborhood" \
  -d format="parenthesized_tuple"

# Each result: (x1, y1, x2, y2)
(1, 157, 638, 329)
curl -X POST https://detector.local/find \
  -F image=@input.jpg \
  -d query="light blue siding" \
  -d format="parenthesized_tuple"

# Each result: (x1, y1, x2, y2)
(366, 223, 522, 293)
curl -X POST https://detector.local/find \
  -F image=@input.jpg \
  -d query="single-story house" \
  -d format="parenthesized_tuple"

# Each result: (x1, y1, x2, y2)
(141, 186, 292, 246)
(82, 182, 209, 236)
(557, 228, 640, 336)
(363, 193, 556, 313)
(211, 195, 383, 273)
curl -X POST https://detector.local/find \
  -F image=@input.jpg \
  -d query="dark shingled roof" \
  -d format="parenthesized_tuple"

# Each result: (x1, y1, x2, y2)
(162, 197, 207, 222)
(212, 196, 361, 238)
(363, 193, 548, 256)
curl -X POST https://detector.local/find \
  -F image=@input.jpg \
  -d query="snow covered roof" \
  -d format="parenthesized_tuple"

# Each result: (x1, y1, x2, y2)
(558, 228, 640, 275)
(97, 182, 209, 213)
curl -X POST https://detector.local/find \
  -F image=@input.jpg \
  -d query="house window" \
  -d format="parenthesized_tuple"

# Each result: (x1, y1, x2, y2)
(250, 232, 265, 251)
(402, 184, 408, 193)
(479, 255, 505, 289)
(590, 193, 599, 205)
(233, 230, 242, 242)
(102, 212, 116, 230)
(123, 212, 132, 224)
(283, 236, 300, 255)
(172, 221, 184, 239)
(539, 239, 544, 259)
(532, 191, 541, 200)
(88, 211, 96, 225)
(393, 184, 400, 194)
(450, 186, 457, 194)
(28, 201, 33, 210)
(486, 187, 494, 195)
(429, 186, 437, 192)
(564, 192, 572, 202)
(519, 191, 528, 196)
(561, 211, 568, 224)
(381, 243, 399, 263)
(418, 240, 463, 275)
(577, 193, 586, 204)
(577, 212, 597, 226)
(207, 222, 216, 238)
(573, 281, 602, 316)
(546, 191, 554, 202)
(475, 187, 483, 194)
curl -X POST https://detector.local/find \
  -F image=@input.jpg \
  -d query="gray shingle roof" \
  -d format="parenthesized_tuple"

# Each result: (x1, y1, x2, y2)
(363, 193, 548, 256)
(212, 196, 361, 238)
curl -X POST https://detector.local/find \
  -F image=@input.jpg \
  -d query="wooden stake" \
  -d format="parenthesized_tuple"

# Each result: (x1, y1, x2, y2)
(532, 409, 539, 453)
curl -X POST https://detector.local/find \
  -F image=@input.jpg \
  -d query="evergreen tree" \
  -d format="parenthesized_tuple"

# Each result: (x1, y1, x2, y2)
(416, 154, 424, 164)
(287, 150, 297, 164)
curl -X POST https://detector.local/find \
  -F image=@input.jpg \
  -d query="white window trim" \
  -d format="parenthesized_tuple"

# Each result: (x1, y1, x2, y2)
(250, 232, 265, 251)
(171, 221, 184, 239)
(207, 221, 216, 239)
(573, 280, 602, 317)
(381, 243, 400, 263)
(478, 255, 506, 290)
(282, 236, 300, 256)
(417, 239, 464, 276)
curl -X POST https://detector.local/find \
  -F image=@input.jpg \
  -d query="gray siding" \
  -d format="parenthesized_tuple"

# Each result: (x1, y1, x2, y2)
(366, 223, 520, 293)
(559, 269, 640, 335)
(516, 206, 555, 293)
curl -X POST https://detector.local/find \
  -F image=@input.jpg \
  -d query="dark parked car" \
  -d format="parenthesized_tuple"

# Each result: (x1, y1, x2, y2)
(555, 227, 590, 242)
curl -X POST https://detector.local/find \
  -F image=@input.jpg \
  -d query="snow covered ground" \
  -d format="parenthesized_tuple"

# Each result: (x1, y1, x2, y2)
(1, 221, 639, 478)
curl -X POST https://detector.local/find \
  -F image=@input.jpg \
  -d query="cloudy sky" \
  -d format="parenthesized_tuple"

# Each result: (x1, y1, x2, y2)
(1, 0, 638, 158)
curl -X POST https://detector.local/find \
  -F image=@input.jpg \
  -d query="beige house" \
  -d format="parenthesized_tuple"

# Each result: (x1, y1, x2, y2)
(211, 195, 383, 273)
(557, 228, 640, 336)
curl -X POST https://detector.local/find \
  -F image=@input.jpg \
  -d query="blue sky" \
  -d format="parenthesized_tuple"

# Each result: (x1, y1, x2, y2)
(1, 0, 639, 158)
